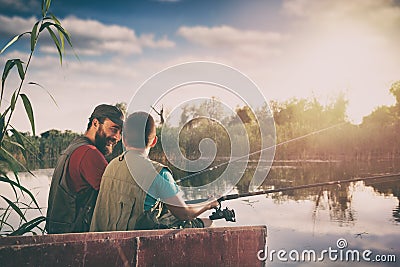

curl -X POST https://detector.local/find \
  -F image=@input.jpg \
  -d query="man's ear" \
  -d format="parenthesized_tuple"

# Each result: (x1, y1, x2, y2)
(149, 135, 158, 148)
(92, 118, 100, 129)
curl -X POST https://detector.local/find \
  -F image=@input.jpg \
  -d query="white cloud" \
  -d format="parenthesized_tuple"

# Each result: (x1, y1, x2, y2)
(0, 15, 36, 35)
(1, 15, 175, 56)
(178, 25, 283, 48)
(282, 0, 400, 28)
(177, 25, 285, 60)
(0, 0, 38, 12)
(58, 16, 175, 56)
(3, 1, 400, 132)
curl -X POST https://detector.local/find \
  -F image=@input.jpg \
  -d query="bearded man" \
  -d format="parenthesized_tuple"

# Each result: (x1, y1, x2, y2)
(46, 104, 123, 234)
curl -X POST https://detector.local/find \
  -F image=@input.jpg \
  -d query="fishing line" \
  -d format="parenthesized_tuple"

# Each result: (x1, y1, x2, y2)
(176, 121, 346, 184)
(361, 176, 400, 186)
(218, 173, 400, 201)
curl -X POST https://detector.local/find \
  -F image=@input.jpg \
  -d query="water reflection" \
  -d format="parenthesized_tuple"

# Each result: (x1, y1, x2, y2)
(208, 159, 400, 266)
(232, 160, 400, 226)
(1, 161, 399, 266)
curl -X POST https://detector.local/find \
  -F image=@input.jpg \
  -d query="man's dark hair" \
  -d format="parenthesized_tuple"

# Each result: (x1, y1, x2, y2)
(123, 112, 156, 148)
(87, 104, 124, 131)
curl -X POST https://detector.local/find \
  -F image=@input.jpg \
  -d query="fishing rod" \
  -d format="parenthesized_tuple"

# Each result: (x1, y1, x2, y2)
(176, 122, 346, 184)
(208, 173, 400, 222)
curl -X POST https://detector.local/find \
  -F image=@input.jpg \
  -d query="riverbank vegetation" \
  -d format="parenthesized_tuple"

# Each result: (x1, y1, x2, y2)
(5, 81, 400, 169)
(0, 0, 73, 235)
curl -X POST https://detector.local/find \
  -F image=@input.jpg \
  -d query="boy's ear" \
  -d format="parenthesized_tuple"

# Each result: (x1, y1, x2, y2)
(150, 136, 158, 148)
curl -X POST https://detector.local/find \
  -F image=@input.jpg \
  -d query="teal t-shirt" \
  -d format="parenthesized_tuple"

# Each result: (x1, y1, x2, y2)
(144, 167, 179, 211)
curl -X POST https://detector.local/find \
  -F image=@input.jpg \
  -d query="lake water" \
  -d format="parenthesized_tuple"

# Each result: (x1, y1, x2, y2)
(1, 161, 399, 266)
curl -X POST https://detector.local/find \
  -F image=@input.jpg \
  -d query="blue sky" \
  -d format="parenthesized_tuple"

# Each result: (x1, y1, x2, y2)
(1, 0, 400, 133)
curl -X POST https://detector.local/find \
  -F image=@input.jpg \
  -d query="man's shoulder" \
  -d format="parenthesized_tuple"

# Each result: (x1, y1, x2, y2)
(72, 144, 98, 154)
(71, 144, 104, 161)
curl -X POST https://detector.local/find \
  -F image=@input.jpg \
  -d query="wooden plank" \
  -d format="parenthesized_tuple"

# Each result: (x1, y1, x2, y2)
(135, 227, 266, 266)
(0, 226, 267, 267)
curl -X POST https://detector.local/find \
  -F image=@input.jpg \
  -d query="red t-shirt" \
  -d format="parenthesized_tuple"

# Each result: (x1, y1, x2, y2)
(68, 145, 108, 193)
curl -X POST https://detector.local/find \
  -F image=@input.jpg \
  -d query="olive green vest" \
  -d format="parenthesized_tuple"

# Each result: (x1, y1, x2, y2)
(46, 136, 97, 234)
(90, 150, 164, 232)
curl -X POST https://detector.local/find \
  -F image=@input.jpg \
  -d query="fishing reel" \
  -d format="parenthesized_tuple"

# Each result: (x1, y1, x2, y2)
(209, 202, 236, 222)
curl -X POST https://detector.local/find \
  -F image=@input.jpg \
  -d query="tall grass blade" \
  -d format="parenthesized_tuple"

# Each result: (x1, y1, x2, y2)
(15, 59, 25, 80)
(4, 139, 26, 161)
(28, 82, 58, 107)
(46, 27, 63, 64)
(0, 147, 31, 174)
(0, 32, 29, 55)
(54, 24, 73, 48)
(9, 216, 46, 236)
(38, 21, 54, 32)
(41, 0, 45, 17)
(0, 173, 19, 202)
(10, 90, 17, 111)
(0, 215, 14, 231)
(0, 176, 41, 209)
(10, 126, 39, 153)
(45, 0, 52, 13)
(31, 21, 40, 52)
(0, 115, 4, 142)
(1, 196, 27, 222)
(20, 94, 35, 136)
(1, 59, 16, 101)
(50, 15, 66, 56)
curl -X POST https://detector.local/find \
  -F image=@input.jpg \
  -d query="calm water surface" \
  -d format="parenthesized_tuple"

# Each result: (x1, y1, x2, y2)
(1, 161, 399, 266)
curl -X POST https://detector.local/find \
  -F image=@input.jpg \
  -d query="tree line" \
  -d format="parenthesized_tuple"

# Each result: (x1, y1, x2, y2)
(5, 82, 400, 171)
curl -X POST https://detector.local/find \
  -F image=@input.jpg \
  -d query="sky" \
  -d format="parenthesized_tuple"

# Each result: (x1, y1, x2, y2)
(1, 0, 400, 134)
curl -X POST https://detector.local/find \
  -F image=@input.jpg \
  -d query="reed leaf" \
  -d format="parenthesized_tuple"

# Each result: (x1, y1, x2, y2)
(46, 26, 63, 64)
(1, 59, 16, 99)
(39, 21, 72, 48)
(9, 216, 46, 236)
(45, 0, 52, 13)
(0, 115, 4, 142)
(0, 216, 14, 231)
(10, 90, 17, 111)
(4, 139, 25, 150)
(15, 59, 25, 80)
(41, 0, 51, 17)
(0, 205, 11, 230)
(10, 126, 39, 153)
(0, 32, 29, 54)
(28, 82, 58, 108)
(0, 147, 30, 174)
(20, 94, 35, 136)
(38, 21, 53, 33)
(1, 59, 24, 103)
(3, 139, 26, 161)
(31, 21, 40, 52)
(0, 176, 41, 209)
(41, 0, 45, 17)
(52, 23, 73, 50)
(49, 13, 62, 26)
(0, 173, 20, 201)
(1, 196, 27, 222)
(50, 14, 65, 55)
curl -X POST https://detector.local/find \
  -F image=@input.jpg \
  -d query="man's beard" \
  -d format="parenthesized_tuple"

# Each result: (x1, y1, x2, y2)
(95, 126, 115, 156)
